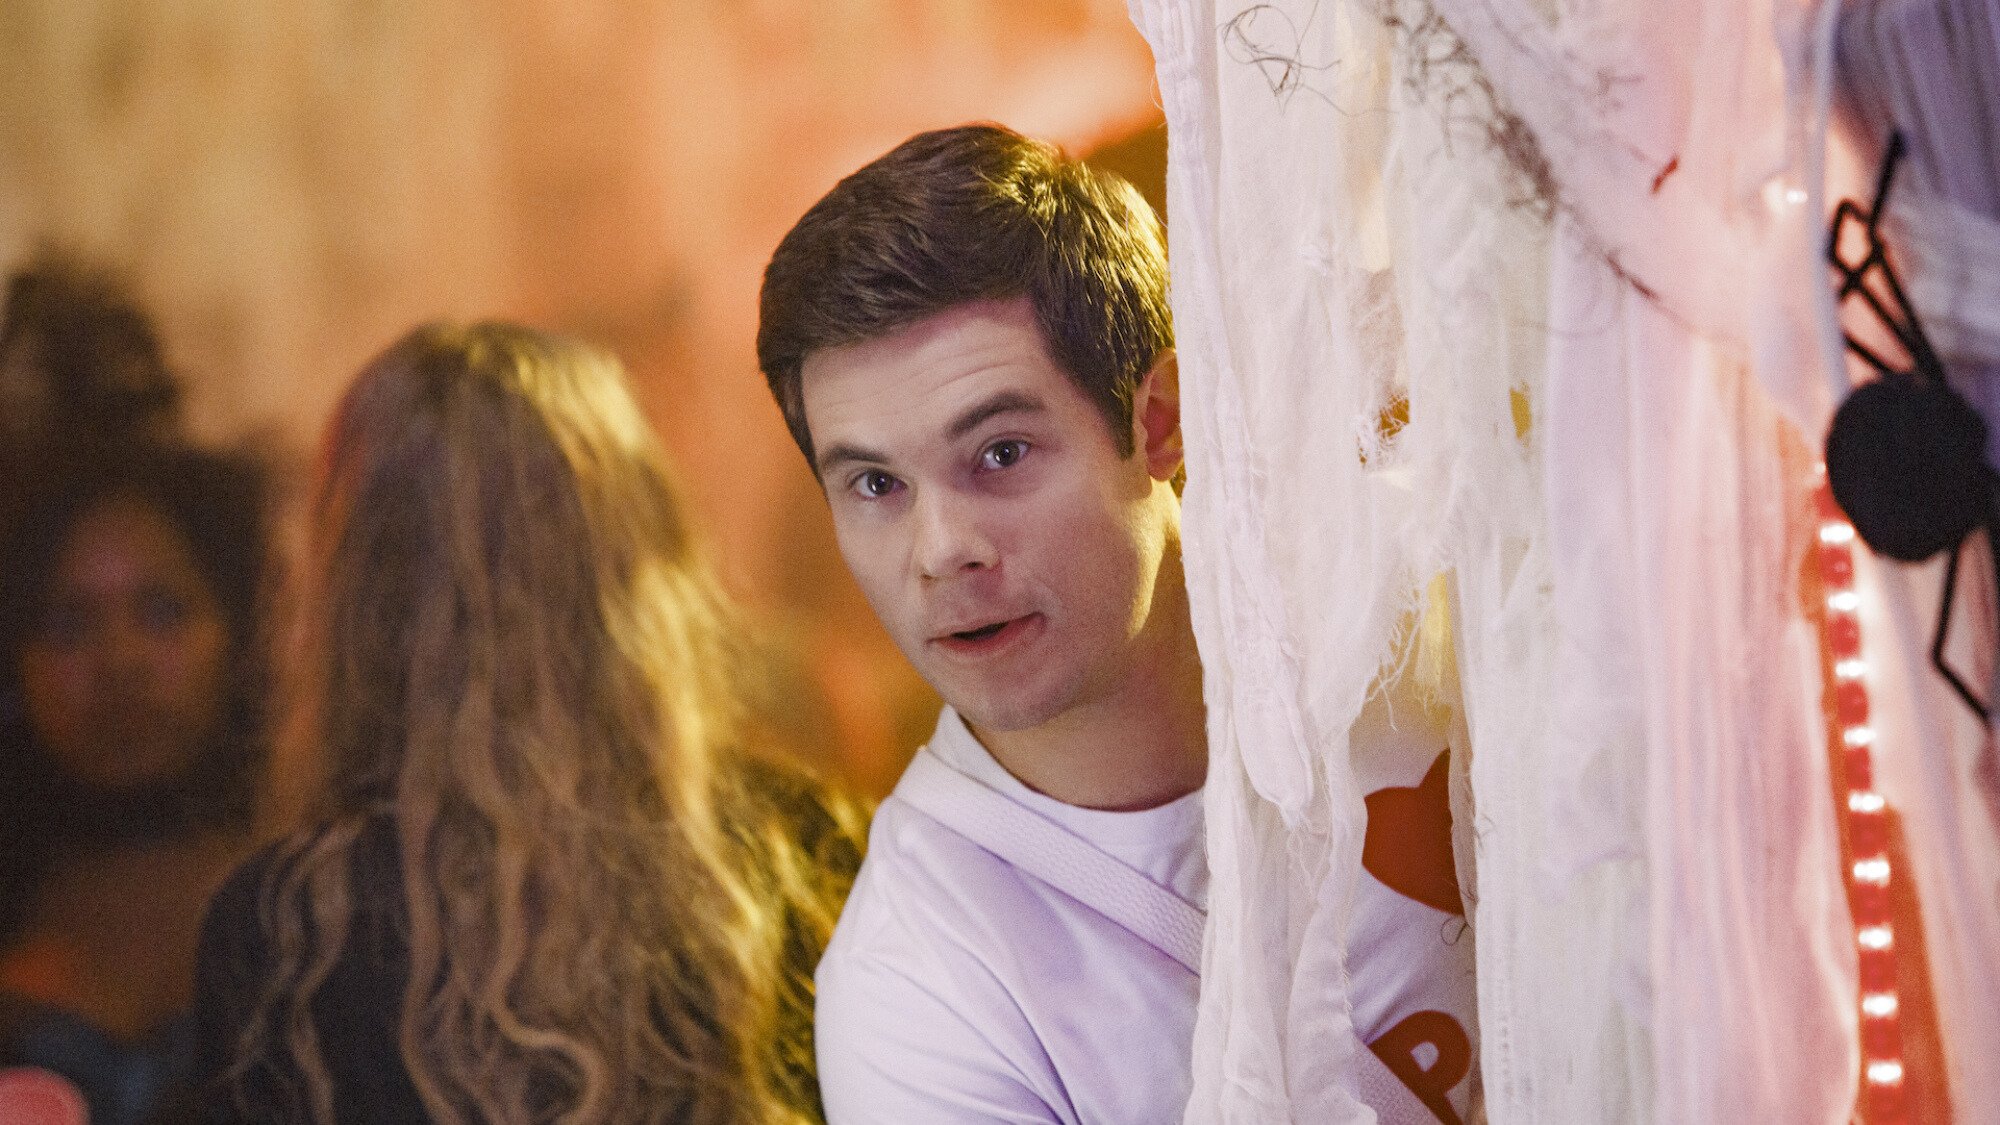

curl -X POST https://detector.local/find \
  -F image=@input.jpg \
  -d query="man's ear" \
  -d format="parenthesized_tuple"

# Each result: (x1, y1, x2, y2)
(1132, 349, 1183, 483)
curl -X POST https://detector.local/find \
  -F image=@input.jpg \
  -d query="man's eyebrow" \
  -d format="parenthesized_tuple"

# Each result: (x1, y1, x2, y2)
(815, 441, 890, 477)
(947, 391, 1047, 442)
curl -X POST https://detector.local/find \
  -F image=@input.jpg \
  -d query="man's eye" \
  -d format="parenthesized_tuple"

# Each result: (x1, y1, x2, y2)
(981, 440, 1029, 470)
(852, 470, 900, 499)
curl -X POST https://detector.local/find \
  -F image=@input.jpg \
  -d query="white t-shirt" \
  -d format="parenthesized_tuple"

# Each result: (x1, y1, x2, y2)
(814, 707, 1206, 1124)
(1347, 691, 1482, 1123)
(814, 703, 1480, 1123)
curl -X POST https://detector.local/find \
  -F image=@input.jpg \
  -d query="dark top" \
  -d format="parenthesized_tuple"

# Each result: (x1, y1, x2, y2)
(0, 992, 195, 1125)
(189, 820, 424, 1123)
(189, 761, 864, 1123)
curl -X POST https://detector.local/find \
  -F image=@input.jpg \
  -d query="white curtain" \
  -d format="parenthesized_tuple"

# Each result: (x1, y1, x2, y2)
(1129, 0, 1869, 1118)
(1837, 0, 2000, 1111)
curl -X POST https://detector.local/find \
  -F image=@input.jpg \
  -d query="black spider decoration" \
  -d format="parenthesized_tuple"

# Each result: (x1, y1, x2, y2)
(1824, 131, 1997, 720)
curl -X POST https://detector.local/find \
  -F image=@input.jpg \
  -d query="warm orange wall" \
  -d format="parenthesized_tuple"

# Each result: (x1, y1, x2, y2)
(0, 0, 1162, 793)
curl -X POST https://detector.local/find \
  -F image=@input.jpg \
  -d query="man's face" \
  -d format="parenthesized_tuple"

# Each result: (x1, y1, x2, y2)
(801, 297, 1180, 734)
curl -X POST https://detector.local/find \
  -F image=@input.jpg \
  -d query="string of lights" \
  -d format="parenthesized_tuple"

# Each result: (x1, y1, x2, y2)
(1815, 475, 1906, 1123)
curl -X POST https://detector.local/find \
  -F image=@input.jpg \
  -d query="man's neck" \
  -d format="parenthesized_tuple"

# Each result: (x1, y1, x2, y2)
(972, 561, 1206, 812)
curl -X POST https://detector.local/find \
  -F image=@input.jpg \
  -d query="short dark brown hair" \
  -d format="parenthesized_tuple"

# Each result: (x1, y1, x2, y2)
(757, 123, 1170, 469)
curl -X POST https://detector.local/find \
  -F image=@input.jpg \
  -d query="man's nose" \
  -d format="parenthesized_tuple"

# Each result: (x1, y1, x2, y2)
(913, 489, 997, 580)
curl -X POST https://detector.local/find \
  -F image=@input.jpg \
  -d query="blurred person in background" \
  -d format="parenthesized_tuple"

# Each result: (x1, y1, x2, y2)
(0, 443, 273, 1125)
(192, 322, 867, 1125)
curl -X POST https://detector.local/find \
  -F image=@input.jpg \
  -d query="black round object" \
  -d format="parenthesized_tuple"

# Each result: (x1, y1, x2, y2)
(1826, 375, 1994, 562)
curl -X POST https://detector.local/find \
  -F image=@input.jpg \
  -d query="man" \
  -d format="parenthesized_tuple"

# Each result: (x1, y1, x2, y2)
(758, 124, 1477, 1123)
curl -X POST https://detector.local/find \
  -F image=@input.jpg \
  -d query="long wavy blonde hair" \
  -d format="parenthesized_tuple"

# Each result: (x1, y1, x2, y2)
(236, 322, 862, 1124)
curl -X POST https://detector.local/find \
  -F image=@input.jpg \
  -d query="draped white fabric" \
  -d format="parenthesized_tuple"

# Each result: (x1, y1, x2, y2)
(1837, 0, 2000, 1110)
(1868, 183, 2000, 1119)
(1130, 0, 1867, 1119)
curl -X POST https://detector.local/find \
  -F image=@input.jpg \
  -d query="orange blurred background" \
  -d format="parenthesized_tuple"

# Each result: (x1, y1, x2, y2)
(0, 0, 1167, 794)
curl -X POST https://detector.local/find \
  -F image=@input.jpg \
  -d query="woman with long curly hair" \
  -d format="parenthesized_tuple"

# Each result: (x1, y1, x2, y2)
(192, 322, 866, 1124)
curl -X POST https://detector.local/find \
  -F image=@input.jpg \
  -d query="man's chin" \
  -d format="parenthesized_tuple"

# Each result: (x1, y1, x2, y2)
(934, 680, 1065, 735)
(907, 638, 1078, 732)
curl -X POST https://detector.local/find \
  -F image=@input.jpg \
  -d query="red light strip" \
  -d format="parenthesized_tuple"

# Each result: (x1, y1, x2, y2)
(1814, 478, 1908, 1122)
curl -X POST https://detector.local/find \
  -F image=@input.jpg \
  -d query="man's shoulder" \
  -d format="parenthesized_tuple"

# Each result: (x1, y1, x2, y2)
(815, 773, 1202, 1125)
(813, 791, 1074, 1120)
(821, 790, 1035, 963)
(818, 777, 1137, 1011)
(820, 774, 1200, 1006)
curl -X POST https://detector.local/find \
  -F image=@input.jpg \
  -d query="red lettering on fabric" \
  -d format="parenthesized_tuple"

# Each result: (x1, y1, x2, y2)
(1368, 1009, 1471, 1125)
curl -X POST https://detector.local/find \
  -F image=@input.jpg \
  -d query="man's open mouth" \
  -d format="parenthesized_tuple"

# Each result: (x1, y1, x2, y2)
(951, 621, 1010, 642)
(933, 614, 1043, 654)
